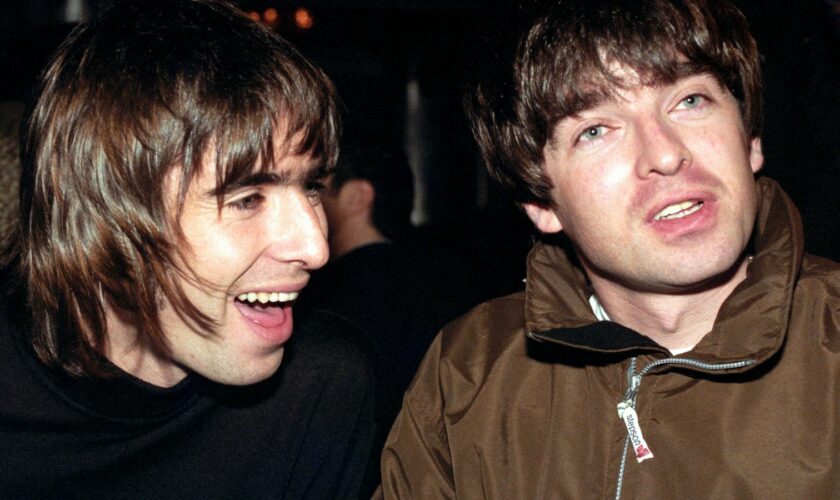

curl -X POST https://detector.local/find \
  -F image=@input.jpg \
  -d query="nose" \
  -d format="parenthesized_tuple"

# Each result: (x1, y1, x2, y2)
(265, 191, 329, 270)
(635, 116, 692, 178)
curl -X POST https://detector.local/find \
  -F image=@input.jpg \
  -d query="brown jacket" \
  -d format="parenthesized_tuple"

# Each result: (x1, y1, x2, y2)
(377, 178, 840, 499)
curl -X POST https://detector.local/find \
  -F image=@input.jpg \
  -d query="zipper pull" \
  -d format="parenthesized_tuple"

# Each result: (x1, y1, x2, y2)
(616, 372, 641, 419)
(619, 405, 654, 463)
(616, 360, 653, 463)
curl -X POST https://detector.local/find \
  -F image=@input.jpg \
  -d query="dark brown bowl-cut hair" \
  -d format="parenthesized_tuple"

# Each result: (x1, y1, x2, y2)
(466, 0, 762, 208)
(4, 0, 341, 377)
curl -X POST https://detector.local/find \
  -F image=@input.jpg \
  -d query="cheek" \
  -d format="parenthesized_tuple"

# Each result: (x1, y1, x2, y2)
(599, 159, 631, 192)
(180, 221, 256, 285)
(559, 167, 627, 218)
(693, 123, 752, 168)
(188, 238, 240, 282)
(693, 131, 727, 160)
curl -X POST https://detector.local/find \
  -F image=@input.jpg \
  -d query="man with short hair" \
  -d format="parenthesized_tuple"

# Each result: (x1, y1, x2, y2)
(0, 0, 373, 496)
(302, 137, 481, 495)
(377, 0, 840, 497)
(320, 138, 415, 259)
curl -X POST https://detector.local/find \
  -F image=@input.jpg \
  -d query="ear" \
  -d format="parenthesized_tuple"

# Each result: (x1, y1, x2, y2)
(339, 179, 375, 215)
(749, 137, 764, 174)
(522, 202, 563, 234)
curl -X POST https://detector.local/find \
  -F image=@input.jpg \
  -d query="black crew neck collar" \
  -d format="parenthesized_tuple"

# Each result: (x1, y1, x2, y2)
(2, 288, 200, 423)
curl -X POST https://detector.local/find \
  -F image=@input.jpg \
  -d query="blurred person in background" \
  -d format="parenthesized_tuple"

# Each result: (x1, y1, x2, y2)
(300, 135, 483, 496)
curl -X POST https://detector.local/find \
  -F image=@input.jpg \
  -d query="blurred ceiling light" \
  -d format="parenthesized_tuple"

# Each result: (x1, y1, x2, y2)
(263, 7, 280, 24)
(294, 7, 314, 30)
(247, 11, 261, 22)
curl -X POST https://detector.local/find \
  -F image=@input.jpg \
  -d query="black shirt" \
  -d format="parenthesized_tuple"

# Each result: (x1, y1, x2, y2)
(0, 288, 375, 499)
(300, 241, 488, 496)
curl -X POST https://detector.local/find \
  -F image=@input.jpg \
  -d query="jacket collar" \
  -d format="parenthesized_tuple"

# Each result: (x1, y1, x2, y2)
(524, 177, 803, 368)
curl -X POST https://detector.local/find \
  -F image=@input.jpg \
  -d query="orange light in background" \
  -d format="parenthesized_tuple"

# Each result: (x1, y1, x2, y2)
(294, 7, 313, 30)
(246, 11, 260, 22)
(263, 7, 279, 24)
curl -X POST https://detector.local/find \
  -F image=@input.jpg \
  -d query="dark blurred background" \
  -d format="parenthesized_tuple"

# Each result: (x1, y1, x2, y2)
(2, 0, 839, 283)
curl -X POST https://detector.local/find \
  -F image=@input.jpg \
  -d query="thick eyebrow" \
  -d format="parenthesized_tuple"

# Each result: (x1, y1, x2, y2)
(563, 66, 716, 118)
(208, 172, 288, 198)
(207, 162, 329, 198)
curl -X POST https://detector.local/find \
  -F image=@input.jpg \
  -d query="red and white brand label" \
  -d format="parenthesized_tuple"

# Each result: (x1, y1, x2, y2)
(621, 407, 654, 463)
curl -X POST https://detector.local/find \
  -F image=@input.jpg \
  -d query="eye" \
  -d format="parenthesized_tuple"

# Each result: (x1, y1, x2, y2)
(305, 181, 327, 205)
(577, 125, 608, 143)
(677, 94, 706, 110)
(228, 192, 264, 211)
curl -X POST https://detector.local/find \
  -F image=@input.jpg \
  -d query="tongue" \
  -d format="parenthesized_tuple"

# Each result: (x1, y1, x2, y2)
(235, 301, 288, 328)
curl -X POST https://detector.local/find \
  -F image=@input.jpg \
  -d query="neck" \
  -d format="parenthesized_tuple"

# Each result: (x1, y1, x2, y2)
(102, 303, 187, 387)
(588, 256, 751, 354)
(329, 218, 388, 259)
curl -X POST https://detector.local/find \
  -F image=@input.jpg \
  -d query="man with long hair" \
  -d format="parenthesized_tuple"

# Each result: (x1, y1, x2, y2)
(0, 0, 373, 496)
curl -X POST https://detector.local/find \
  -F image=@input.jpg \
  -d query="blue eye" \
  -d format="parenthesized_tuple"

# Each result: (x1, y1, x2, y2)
(578, 125, 607, 142)
(680, 94, 705, 109)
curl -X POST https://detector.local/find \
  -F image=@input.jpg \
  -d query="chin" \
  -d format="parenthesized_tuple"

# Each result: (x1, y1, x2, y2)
(197, 351, 285, 386)
(663, 253, 747, 291)
(209, 368, 281, 386)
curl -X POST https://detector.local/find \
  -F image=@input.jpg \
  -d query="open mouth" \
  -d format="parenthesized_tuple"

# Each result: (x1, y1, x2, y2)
(236, 292, 299, 305)
(234, 291, 298, 330)
(653, 200, 703, 221)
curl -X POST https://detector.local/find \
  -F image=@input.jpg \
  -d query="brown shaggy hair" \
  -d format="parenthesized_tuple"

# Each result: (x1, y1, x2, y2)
(466, 0, 762, 208)
(3, 0, 340, 377)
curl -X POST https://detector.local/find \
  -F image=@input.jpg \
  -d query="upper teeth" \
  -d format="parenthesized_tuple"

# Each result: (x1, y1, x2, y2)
(236, 292, 299, 304)
(654, 201, 701, 221)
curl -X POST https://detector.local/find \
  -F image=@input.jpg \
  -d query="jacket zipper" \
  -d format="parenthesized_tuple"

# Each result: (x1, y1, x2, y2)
(613, 355, 755, 500)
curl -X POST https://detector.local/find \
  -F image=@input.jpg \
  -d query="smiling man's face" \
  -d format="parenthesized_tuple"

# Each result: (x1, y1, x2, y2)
(524, 70, 764, 294)
(106, 132, 330, 387)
